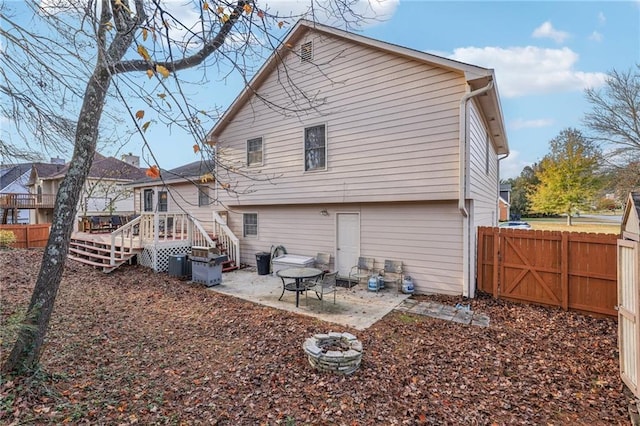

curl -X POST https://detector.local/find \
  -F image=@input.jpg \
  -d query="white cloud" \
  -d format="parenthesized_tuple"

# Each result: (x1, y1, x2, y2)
(509, 118, 554, 130)
(260, 0, 399, 26)
(589, 31, 603, 42)
(532, 21, 570, 44)
(499, 150, 531, 179)
(598, 12, 606, 25)
(447, 46, 608, 98)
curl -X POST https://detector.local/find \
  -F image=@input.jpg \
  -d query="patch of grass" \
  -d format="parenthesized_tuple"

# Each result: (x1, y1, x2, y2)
(397, 313, 421, 324)
(524, 219, 620, 234)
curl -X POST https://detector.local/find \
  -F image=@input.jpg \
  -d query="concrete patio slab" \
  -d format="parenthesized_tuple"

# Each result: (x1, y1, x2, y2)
(205, 268, 411, 330)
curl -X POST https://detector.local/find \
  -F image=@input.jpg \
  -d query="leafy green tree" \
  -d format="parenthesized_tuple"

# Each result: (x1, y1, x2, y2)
(530, 128, 602, 225)
(507, 164, 541, 218)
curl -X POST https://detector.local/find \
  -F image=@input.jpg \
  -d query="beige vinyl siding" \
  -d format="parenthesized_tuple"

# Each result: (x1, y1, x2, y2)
(467, 99, 499, 227)
(216, 33, 465, 207)
(226, 201, 464, 295)
(132, 183, 216, 233)
(466, 101, 500, 295)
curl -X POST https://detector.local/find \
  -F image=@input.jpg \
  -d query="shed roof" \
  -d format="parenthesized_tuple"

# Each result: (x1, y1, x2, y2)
(621, 191, 640, 239)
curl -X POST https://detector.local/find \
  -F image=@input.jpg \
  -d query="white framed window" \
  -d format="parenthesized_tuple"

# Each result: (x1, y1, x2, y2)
(143, 189, 153, 212)
(247, 137, 263, 166)
(304, 124, 326, 171)
(198, 185, 210, 207)
(158, 190, 168, 212)
(243, 213, 258, 237)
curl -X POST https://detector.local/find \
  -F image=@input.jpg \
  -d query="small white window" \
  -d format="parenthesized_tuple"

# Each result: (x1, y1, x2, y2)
(158, 190, 168, 212)
(247, 137, 263, 166)
(243, 213, 258, 237)
(300, 41, 313, 62)
(304, 124, 326, 171)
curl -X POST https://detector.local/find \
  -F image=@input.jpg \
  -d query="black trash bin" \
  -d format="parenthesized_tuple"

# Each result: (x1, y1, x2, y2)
(256, 252, 271, 275)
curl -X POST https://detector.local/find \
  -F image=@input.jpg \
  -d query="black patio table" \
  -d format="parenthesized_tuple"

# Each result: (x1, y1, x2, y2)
(276, 267, 324, 307)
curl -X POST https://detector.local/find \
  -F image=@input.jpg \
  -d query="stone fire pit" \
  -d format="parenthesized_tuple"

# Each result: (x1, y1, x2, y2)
(303, 332, 362, 375)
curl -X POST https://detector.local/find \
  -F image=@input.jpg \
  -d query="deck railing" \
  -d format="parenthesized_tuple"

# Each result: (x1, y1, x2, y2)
(109, 215, 142, 266)
(213, 211, 240, 267)
(106, 212, 236, 269)
(0, 192, 56, 209)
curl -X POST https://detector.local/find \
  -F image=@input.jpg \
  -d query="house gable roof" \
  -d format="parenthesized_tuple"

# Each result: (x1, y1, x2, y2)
(129, 160, 216, 187)
(47, 153, 146, 182)
(0, 163, 32, 191)
(207, 19, 509, 155)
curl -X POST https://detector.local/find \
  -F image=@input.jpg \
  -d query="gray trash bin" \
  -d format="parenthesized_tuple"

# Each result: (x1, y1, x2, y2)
(256, 252, 271, 275)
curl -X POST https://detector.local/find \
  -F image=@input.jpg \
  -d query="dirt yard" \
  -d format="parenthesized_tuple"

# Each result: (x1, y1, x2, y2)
(0, 249, 632, 425)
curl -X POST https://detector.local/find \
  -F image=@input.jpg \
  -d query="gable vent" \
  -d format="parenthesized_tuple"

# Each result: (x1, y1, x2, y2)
(300, 41, 313, 62)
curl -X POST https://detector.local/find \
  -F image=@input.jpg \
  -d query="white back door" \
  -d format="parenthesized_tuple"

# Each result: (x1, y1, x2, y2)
(336, 213, 359, 278)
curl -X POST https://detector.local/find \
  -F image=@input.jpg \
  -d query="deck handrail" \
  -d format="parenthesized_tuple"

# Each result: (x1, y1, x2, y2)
(189, 216, 216, 248)
(105, 212, 235, 269)
(110, 215, 142, 266)
(213, 211, 240, 267)
(0, 192, 56, 209)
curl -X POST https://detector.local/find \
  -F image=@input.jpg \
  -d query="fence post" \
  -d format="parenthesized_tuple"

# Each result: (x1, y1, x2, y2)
(26, 225, 31, 249)
(493, 227, 500, 298)
(477, 227, 484, 293)
(561, 232, 569, 310)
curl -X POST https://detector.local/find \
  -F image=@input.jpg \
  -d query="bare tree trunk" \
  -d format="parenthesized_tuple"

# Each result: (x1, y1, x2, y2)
(2, 68, 112, 374)
(567, 213, 572, 226)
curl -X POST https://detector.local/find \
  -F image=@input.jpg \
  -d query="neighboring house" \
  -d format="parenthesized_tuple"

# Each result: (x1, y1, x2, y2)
(0, 159, 65, 224)
(199, 20, 509, 297)
(129, 160, 217, 224)
(1, 163, 33, 224)
(29, 153, 146, 228)
(498, 183, 511, 221)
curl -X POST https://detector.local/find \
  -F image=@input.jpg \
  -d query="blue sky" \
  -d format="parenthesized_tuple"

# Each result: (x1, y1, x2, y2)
(362, 0, 639, 178)
(4, 1, 639, 180)
(137, 0, 640, 178)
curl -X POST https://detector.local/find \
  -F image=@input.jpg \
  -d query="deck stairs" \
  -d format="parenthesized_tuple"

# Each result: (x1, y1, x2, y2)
(67, 212, 240, 274)
(212, 235, 239, 273)
(68, 236, 140, 273)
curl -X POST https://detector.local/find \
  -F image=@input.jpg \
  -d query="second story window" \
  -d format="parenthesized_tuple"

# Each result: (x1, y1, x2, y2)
(304, 124, 326, 171)
(247, 137, 263, 166)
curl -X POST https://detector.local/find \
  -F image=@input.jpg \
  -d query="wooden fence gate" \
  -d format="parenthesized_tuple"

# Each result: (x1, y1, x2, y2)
(618, 240, 639, 396)
(477, 227, 618, 317)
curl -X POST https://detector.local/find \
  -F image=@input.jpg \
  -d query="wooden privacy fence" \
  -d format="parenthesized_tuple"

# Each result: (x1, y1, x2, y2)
(0, 224, 50, 248)
(477, 226, 618, 317)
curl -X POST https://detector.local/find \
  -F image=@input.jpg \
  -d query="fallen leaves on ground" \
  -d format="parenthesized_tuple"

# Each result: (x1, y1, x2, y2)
(0, 249, 631, 425)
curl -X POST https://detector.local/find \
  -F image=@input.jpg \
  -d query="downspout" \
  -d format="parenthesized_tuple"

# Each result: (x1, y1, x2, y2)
(459, 80, 494, 298)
